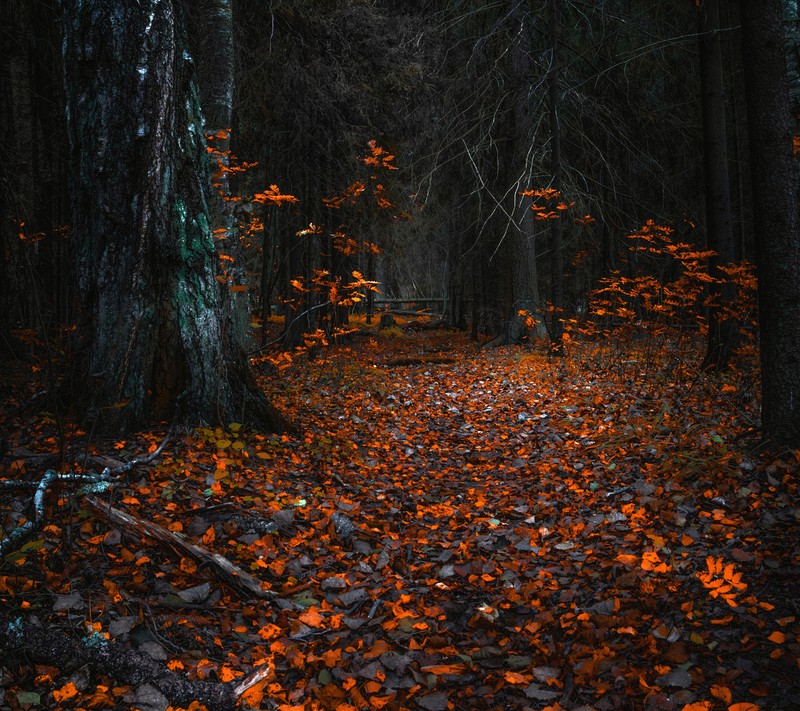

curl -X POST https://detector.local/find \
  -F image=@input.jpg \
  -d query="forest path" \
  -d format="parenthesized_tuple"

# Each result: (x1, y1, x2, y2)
(2, 327, 799, 711)
(252, 326, 800, 711)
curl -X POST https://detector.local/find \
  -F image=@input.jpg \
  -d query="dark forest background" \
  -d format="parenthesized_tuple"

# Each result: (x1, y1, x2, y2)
(2, 0, 800, 442)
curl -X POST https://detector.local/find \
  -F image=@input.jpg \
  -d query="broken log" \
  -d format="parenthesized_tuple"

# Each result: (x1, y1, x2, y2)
(84, 496, 275, 600)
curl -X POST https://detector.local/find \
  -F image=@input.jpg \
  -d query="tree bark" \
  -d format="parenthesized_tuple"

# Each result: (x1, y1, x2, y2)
(0, 0, 71, 344)
(506, 0, 544, 344)
(740, 0, 800, 446)
(547, 0, 565, 355)
(0, 617, 241, 711)
(698, 0, 738, 371)
(190, 0, 249, 345)
(63, 0, 291, 432)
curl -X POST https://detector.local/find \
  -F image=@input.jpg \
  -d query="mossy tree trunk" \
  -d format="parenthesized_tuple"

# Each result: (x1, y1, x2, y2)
(63, 0, 290, 432)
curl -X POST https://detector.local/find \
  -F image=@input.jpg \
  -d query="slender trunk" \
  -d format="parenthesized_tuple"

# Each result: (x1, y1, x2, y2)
(445, 216, 467, 330)
(699, 0, 738, 370)
(506, 0, 544, 343)
(191, 0, 249, 346)
(548, 0, 564, 355)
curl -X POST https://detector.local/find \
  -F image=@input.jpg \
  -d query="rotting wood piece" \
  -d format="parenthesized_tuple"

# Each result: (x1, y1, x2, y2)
(84, 496, 275, 600)
(0, 617, 268, 711)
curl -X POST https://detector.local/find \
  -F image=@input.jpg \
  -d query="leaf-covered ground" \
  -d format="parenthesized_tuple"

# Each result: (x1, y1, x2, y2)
(2, 323, 800, 711)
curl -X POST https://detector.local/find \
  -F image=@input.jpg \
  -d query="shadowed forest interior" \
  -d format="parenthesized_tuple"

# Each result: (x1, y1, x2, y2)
(2, 2, 800, 710)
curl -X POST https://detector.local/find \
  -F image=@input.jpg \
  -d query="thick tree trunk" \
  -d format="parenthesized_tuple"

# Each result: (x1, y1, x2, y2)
(63, 0, 290, 432)
(740, 0, 800, 446)
(698, 0, 738, 371)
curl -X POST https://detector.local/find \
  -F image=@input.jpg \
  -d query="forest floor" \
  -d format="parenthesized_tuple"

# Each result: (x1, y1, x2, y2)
(2, 317, 800, 711)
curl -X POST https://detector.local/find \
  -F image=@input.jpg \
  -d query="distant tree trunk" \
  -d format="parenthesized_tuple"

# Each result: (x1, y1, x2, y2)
(720, 0, 750, 263)
(190, 0, 250, 346)
(698, 0, 738, 371)
(0, 0, 71, 345)
(740, 0, 800, 446)
(547, 0, 564, 355)
(63, 0, 290, 432)
(506, 0, 544, 344)
(444, 216, 467, 330)
(192, 0, 234, 171)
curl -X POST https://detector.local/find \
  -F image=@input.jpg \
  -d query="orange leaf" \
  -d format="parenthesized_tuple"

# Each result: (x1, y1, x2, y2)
(768, 631, 786, 644)
(711, 684, 732, 703)
(52, 681, 79, 703)
(363, 639, 392, 659)
(420, 664, 468, 675)
(202, 526, 216, 545)
(616, 553, 638, 566)
(219, 665, 238, 682)
(257, 623, 282, 641)
(298, 606, 324, 628)
(503, 671, 529, 684)
(242, 680, 266, 707)
(728, 704, 761, 711)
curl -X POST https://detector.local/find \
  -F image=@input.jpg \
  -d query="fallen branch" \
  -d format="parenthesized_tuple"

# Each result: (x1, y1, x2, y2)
(385, 356, 457, 367)
(84, 496, 275, 600)
(0, 471, 111, 557)
(0, 433, 171, 558)
(3, 448, 129, 473)
(0, 617, 269, 711)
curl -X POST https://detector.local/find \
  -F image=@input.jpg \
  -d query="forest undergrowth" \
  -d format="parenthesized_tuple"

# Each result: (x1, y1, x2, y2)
(2, 320, 800, 711)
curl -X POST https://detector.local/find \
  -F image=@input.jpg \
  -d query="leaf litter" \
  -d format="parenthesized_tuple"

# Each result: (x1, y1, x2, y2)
(2, 326, 800, 711)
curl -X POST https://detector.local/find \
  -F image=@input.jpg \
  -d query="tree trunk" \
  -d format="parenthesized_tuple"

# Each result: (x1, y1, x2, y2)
(190, 0, 250, 347)
(63, 0, 291, 432)
(444, 215, 467, 331)
(506, 0, 544, 344)
(699, 0, 738, 371)
(740, 0, 800, 446)
(547, 0, 565, 355)
(0, 0, 71, 345)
